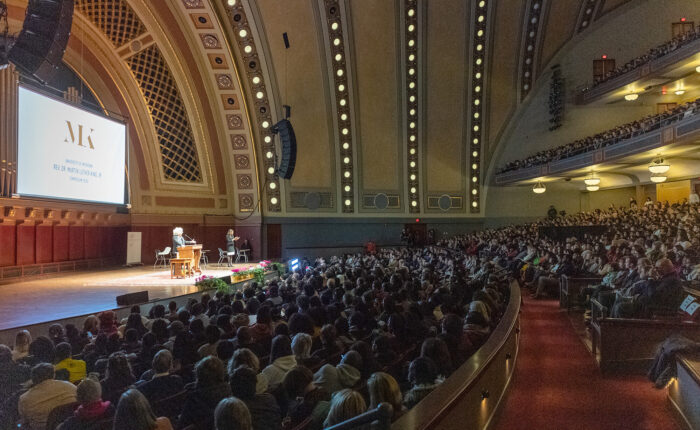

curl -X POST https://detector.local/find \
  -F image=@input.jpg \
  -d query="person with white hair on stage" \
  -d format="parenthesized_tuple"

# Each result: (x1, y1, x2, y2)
(172, 227, 186, 256)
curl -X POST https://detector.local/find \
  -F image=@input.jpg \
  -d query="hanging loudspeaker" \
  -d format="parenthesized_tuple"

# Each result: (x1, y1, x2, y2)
(273, 119, 297, 180)
(8, 0, 74, 83)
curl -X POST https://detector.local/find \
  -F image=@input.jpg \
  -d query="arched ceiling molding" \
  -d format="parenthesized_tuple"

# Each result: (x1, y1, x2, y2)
(75, 0, 210, 188)
(518, 0, 545, 101)
(596, 0, 633, 20)
(165, 0, 261, 217)
(576, 0, 602, 33)
(467, 0, 494, 214)
(319, 0, 357, 214)
(216, 0, 282, 214)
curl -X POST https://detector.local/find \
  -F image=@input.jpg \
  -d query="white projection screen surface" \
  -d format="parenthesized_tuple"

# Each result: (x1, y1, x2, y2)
(17, 86, 127, 205)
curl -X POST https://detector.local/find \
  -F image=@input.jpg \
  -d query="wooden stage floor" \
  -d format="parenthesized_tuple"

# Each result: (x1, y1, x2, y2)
(0, 264, 254, 330)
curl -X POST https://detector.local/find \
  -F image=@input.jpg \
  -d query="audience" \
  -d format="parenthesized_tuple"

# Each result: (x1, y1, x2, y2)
(113, 389, 173, 430)
(497, 97, 700, 173)
(214, 397, 251, 430)
(229, 366, 281, 430)
(18, 363, 77, 430)
(134, 349, 184, 404)
(323, 389, 367, 429)
(57, 376, 114, 430)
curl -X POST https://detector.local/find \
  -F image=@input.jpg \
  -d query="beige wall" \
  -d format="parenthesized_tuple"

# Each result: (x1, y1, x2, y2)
(657, 179, 691, 204)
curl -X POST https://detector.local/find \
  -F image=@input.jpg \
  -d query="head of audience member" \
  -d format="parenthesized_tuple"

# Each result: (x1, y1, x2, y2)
(152, 349, 173, 375)
(76, 376, 105, 406)
(30, 362, 55, 386)
(655, 258, 676, 277)
(283, 365, 315, 399)
(106, 352, 133, 382)
(14, 329, 32, 355)
(229, 348, 260, 375)
(0, 344, 12, 364)
(48, 323, 65, 345)
(291, 333, 313, 361)
(28, 336, 55, 363)
(229, 366, 257, 401)
(324, 389, 367, 428)
(215, 397, 252, 430)
(217, 341, 236, 362)
(270, 335, 294, 363)
(196, 356, 227, 389)
(368, 372, 403, 413)
(408, 357, 438, 386)
(54, 342, 72, 363)
(420, 337, 453, 378)
(113, 389, 161, 430)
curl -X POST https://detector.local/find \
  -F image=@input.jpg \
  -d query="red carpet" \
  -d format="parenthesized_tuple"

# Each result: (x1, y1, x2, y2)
(493, 293, 681, 430)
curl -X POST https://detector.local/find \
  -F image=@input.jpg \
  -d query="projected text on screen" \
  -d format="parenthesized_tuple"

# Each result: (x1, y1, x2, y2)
(17, 87, 126, 205)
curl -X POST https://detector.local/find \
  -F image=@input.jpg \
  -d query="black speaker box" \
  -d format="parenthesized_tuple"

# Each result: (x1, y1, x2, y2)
(116, 291, 149, 306)
(274, 119, 297, 180)
(9, 0, 74, 83)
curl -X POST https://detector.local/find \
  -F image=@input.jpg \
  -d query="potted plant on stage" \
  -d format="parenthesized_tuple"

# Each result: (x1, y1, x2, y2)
(231, 268, 254, 283)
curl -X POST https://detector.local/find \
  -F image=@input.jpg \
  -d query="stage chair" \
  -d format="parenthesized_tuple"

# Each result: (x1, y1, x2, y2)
(235, 248, 250, 263)
(154, 247, 172, 269)
(217, 248, 235, 267)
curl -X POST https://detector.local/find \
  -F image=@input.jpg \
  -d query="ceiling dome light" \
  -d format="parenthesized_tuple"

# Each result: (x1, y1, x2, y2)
(532, 181, 546, 194)
(586, 185, 600, 192)
(675, 89, 685, 95)
(648, 157, 670, 174)
(696, 65, 700, 73)
(650, 173, 667, 183)
(583, 176, 600, 186)
(624, 93, 639, 101)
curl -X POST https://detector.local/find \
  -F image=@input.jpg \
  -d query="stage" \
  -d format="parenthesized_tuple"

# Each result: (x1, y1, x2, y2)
(0, 263, 256, 331)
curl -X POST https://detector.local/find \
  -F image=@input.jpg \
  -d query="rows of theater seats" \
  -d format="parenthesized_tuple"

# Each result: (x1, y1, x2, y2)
(0, 245, 510, 430)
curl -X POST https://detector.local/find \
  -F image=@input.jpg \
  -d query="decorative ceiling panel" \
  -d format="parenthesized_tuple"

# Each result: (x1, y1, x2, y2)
(75, 0, 146, 47)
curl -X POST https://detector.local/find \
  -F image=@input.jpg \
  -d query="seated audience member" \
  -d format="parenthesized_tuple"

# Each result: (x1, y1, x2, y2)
(49, 324, 66, 346)
(54, 342, 87, 383)
(134, 349, 184, 404)
(57, 376, 114, 430)
(216, 340, 236, 363)
(0, 344, 30, 400)
(113, 389, 173, 430)
(229, 366, 281, 430)
(372, 335, 398, 368)
(198, 325, 222, 358)
(313, 350, 362, 395)
(311, 324, 343, 363)
(214, 397, 252, 430)
(98, 311, 119, 336)
(19, 363, 77, 430)
(178, 356, 231, 430)
(462, 312, 491, 352)
(367, 372, 405, 422)
(349, 341, 380, 379)
(403, 357, 441, 408)
(231, 326, 264, 359)
(23, 336, 56, 367)
(283, 366, 331, 430)
(644, 258, 685, 316)
(100, 353, 136, 404)
(230, 347, 269, 395)
(261, 335, 297, 388)
(291, 333, 321, 369)
(323, 389, 367, 429)
(12, 329, 32, 362)
(419, 337, 453, 380)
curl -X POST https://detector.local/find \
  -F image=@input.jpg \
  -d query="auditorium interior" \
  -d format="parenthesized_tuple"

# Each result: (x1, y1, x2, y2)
(1, 0, 700, 429)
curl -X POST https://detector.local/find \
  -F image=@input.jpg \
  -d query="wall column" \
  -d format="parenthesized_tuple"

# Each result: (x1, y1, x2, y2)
(0, 64, 18, 197)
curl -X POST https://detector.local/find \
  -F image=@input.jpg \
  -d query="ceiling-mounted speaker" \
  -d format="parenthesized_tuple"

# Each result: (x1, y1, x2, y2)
(273, 119, 297, 180)
(8, 0, 74, 83)
(438, 194, 452, 212)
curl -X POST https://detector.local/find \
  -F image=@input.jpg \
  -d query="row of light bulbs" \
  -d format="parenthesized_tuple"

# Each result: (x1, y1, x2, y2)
(625, 66, 700, 101)
(532, 156, 670, 193)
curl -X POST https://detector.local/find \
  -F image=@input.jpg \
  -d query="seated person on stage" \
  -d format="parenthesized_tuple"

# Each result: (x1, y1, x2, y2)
(173, 227, 186, 256)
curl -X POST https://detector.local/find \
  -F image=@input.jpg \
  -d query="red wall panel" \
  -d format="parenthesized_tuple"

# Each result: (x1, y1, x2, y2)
(35, 225, 53, 263)
(69, 226, 85, 261)
(16, 224, 36, 265)
(53, 226, 69, 262)
(84, 226, 100, 259)
(0, 224, 17, 266)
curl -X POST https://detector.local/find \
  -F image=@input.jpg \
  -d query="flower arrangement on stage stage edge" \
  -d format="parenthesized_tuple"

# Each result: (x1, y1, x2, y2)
(195, 276, 229, 293)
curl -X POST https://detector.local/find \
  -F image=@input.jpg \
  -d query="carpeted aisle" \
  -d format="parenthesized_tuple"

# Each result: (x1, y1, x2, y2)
(493, 293, 681, 430)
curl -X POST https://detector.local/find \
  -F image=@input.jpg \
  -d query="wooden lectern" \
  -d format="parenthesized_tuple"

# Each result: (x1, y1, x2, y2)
(177, 244, 203, 276)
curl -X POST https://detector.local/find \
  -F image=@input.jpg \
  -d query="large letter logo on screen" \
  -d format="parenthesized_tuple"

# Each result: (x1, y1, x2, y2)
(64, 121, 95, 149)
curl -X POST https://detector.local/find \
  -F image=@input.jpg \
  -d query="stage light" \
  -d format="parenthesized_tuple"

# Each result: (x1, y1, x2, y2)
(289, 258, 300, 271)
(410, 135, 416, 141)
(624, 93, 638, 101)
(410, 95, 416, 102)
(586, 185, 599, 192)
(532, 181, 546, 194)
(648, 157, 670, 174)
(650, 173, 667, 183)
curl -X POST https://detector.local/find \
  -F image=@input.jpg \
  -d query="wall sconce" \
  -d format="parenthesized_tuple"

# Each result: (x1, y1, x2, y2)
(481, 390, 490, 401)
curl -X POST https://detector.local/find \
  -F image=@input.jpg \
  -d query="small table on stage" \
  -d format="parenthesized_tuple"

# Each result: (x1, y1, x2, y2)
(170, 258, 191, 279)
(176, 244, 203, 276)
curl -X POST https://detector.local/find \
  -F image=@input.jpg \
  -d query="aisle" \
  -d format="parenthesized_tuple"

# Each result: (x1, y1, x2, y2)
(493, 294, 681, 430)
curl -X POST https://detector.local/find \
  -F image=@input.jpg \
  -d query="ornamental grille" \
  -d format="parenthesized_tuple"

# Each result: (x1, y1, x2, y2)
(127, 45, 202, 182)
(75, 0, 146, 47)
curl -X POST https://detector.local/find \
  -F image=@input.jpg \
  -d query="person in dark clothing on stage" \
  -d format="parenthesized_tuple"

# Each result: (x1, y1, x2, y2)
(226, 229, 239, 253)
(173, 227, 186, 256)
